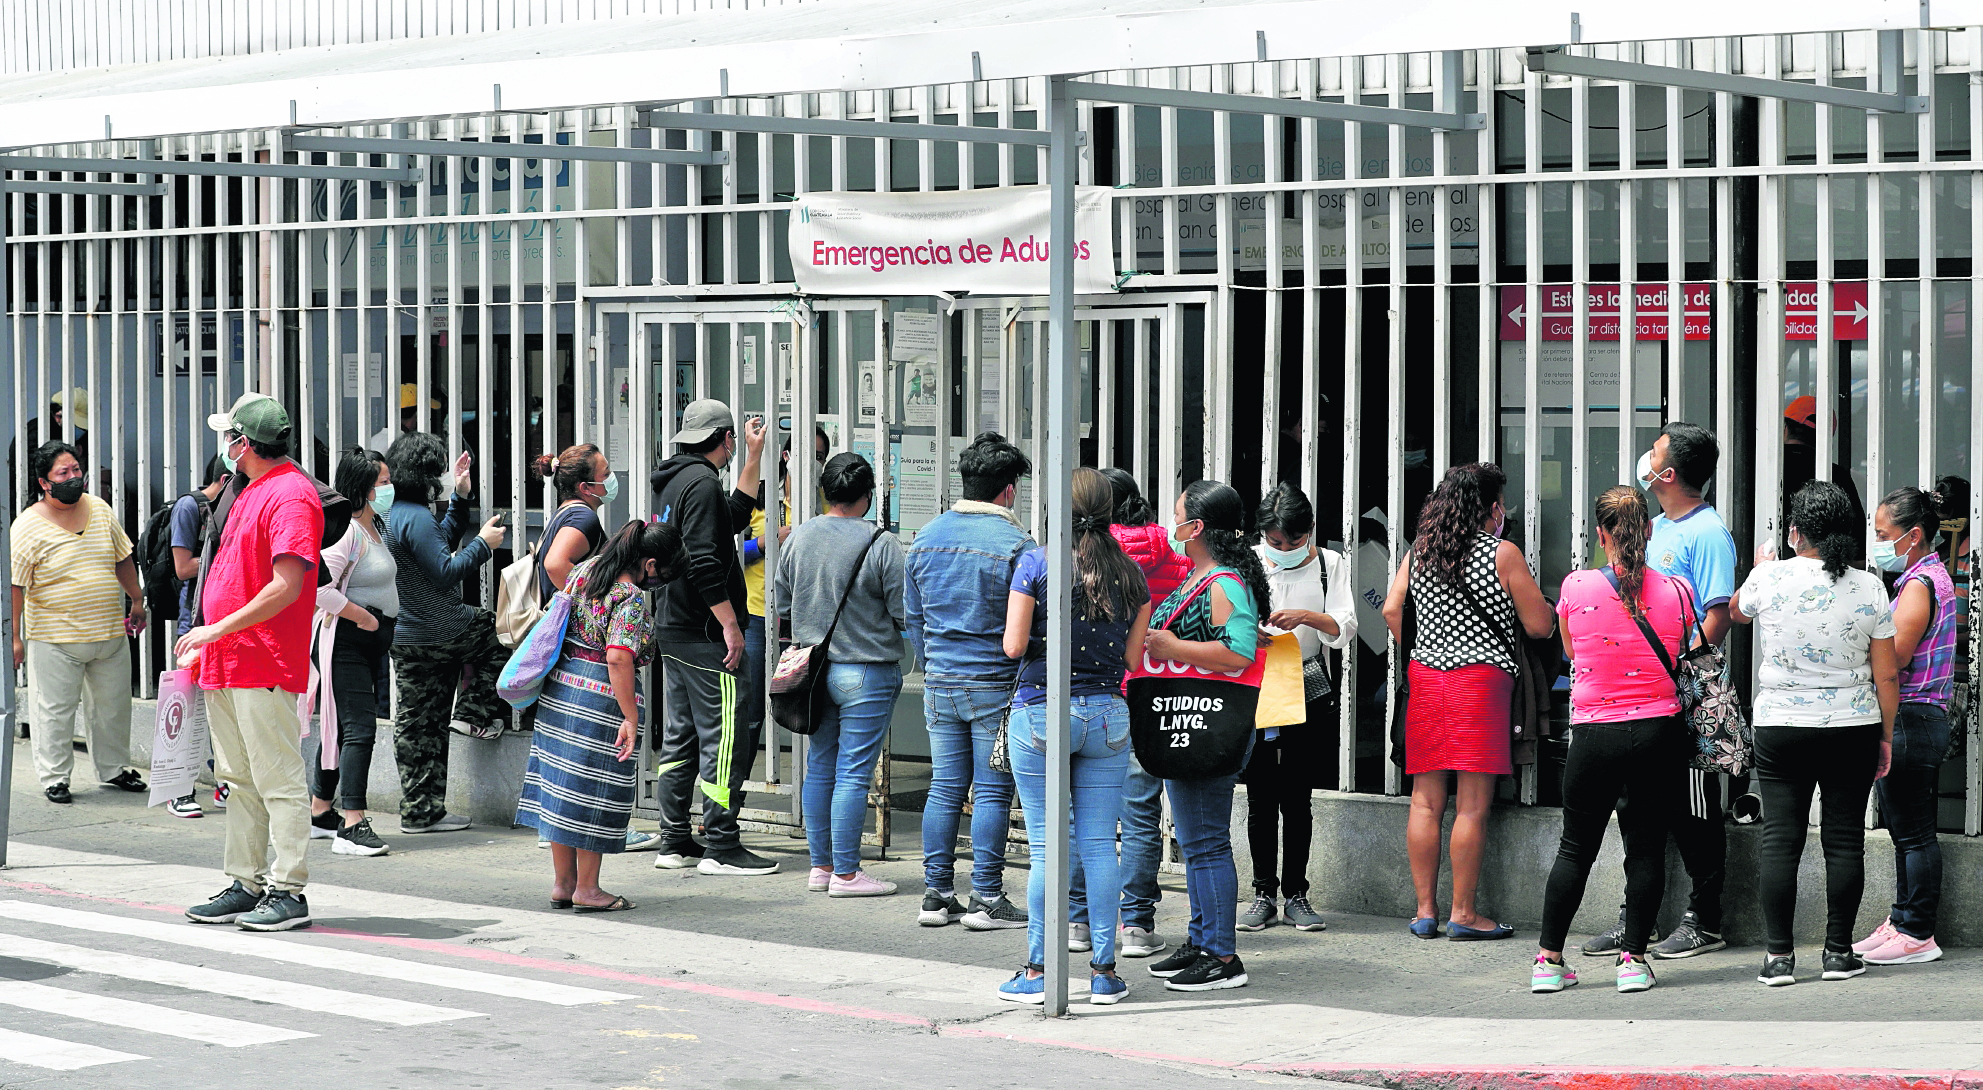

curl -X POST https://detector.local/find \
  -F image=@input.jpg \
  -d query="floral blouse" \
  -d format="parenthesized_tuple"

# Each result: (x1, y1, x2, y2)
(562, 557, 658, 666)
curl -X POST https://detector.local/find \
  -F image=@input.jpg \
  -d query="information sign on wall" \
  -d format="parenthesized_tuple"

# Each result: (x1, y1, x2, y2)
(789, 187, 1118, 295)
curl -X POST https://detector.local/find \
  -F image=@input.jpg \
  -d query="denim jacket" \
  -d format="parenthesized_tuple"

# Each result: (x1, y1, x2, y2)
(905, 502, 1035, 688)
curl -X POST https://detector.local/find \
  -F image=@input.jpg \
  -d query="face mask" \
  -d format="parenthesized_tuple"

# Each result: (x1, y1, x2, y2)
(1871, 536, 1914, 573)
(222, 437, 245, 475)
(1169, 520, 1199, 549)
(1402, 449, 1429, 470)
(47, 477, 85, 505)
(1264, 543, 1308, 570)
(369, 484, 395, 515)
(600, 474, 620, 504)
(637, 567, 671, 591)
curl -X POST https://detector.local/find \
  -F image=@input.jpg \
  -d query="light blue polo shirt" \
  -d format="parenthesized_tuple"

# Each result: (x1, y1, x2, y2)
(1648, 502, 1738, 610)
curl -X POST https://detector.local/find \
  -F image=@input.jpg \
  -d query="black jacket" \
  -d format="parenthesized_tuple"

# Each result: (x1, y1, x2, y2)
(649, 452, 754, 644)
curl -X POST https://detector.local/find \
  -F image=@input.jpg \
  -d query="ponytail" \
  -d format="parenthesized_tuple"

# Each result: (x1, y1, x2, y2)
(1182, 479, 1272, 615)
(1594, 485, 1652, 620)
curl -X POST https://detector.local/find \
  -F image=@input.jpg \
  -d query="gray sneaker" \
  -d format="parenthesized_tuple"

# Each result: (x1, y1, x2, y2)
(1581, 905, 1656, 956)
(1119, 926, 1167, 958)
(1649, 911, 1726, 959)
(237, 890, 312, 932)
(1237, 893, 1277, 932)
(1284, 894, 1327, 932)
(401, 813, 472, 834)
(1068, 922, 1092, 952)
(185, 881, 262, 925)
(961, 895, 1028, 931)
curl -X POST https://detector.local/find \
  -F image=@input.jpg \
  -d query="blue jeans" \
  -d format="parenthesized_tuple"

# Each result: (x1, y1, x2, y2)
(1009, 695, 1130, 968)
(804, 663, 904, 874)
(1878, 703, 1950, 939)
(1164, 733, 1254, 959)
(921, 685, 1017, 898)
(1117, 751, 1165, 930)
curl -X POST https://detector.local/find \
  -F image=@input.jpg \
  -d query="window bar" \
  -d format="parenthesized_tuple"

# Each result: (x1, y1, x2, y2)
(1570, 47, 1592, 581)
(1160, 73, 1181, 278)
(1523, 57, 1543, 573)
(1210, 67, 1234, 485)
(1968, 26, 1983, 838)
(1345, 58, 1379, 796)
(1477, 47, 1499, 469)
(1762, 40, 1791, 582)
(1816, 34, 1836, 498)
(133, 186, 154, 691)
(1665, 67, 1684, 443)
(1712, 40, 1742, 545)
(1431, 51, 1456, 479)
(1916, 27, 1937, 488)
(1866, 29, 1888, 532)
(1617, 54, 1638, 487)
(1260, 68, 1285, 494)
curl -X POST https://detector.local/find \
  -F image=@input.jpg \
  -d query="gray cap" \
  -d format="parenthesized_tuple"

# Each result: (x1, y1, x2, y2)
(674, 399, 735, 447)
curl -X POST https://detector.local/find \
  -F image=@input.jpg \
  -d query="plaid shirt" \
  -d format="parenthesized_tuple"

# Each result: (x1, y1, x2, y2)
(1897, 554, 1958, 707)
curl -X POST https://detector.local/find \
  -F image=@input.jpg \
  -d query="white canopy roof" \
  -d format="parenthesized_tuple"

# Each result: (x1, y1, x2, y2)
(0, 0, 1966, 149)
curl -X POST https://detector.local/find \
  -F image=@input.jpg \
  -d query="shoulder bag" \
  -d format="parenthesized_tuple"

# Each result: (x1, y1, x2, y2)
(1451, 557, 1560, 753)
(1126, 571, 1267, 779)
(769, 525, 890, 736)
(496, 503, 582, 649)
(985, 540, 1038, 774)
(1600, 568, 1753, 775)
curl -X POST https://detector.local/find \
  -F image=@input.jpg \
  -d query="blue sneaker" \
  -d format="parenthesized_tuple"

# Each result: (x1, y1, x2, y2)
(1089, 971, 1130, 1005)
(998, 968, 1046, 1004)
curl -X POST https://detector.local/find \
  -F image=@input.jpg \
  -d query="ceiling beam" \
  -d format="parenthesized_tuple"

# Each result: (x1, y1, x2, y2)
(284, 132, 728, 167)
(636, 109, 1053, 147)
(0, 179, 169, 196)
(1067, 79, 1485, 131)
(1524, 42, 1927, 115)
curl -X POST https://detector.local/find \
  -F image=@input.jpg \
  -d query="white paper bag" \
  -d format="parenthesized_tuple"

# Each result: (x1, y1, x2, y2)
(148, 669, 208, 806)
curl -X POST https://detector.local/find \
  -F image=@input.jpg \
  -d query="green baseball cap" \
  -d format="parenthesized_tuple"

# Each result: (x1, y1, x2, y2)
(207, 392, 292, 445)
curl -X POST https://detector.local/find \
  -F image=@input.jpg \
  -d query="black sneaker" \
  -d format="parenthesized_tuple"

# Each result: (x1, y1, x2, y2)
(1821, 948, 1866, 981)
(1164, 953, 1249, 992)
(309, 809, 341, 840)
(44, 782, 72, 804)
(1580, 906, 1657, 957)
(104, 769, 147, 792)
(653, 840, 706, 870)
(918, 889, 967, 927)
(1147, 943, 1206, 979)
(1757, 953, 1796, 987)
(186, 881, 263, 925)
(961, 895, 1028, 931)
(332, 818, 390, 857)
(696, 846, 781, 875)
(238, 890, 312, 932)
(1650, 911, 1726, 959)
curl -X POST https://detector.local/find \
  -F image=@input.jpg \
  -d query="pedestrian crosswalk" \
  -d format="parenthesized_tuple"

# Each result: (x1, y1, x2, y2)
(0, 897, 642, 1071)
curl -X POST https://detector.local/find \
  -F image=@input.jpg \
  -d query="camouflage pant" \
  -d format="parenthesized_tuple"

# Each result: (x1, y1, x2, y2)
(390, 610, 508, 826)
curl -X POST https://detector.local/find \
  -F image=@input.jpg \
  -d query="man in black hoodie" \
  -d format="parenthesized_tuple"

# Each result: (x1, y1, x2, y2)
(649, 399, 779, 875)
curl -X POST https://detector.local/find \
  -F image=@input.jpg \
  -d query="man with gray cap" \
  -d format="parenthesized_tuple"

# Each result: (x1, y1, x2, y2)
(649, 399, 778, 875)
(177, 393, 324, 932)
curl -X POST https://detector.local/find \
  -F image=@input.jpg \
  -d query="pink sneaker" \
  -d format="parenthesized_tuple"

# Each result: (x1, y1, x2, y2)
(1863, 933, 1942, 965)
(1852, 918, 1897, 954)
(807, 866, 832, 893)
(827, 870, 899, 898)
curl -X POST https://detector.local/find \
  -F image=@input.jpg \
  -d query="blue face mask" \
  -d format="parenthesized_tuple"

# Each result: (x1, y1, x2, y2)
(369, 484, 395, 515)
(600, 474, 620, 504)
(1870, 536, 1914, 573)
(1264, 542, 1309, 570)
(221, 437, 243, 475)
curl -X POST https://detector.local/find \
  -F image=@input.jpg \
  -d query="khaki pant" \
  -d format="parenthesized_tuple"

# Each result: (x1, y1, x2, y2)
(206, 686, 309, 894)
(26, 637, 132, 789)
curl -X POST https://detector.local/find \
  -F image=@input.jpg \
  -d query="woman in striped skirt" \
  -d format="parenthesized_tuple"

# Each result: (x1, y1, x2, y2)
(518, 520, 684, 912)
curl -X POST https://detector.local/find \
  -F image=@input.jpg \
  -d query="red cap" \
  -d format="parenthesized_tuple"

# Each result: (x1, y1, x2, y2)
(1784, 396, 1817, 427)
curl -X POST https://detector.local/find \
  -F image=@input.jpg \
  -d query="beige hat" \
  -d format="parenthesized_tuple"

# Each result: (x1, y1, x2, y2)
(50, 388, 89, 432)
(674, 399, 736, 447)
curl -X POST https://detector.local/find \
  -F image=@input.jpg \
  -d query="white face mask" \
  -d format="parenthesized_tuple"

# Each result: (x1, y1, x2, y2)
(1637, 450, 1673, 487)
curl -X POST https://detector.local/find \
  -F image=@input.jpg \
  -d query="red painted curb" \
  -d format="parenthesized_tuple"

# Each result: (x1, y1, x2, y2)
(1237, 1064, 1983, 1090)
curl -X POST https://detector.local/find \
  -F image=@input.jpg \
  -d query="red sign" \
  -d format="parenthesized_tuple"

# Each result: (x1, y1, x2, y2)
(1499, 284, 1713, 342)
(1783, 282, 1869, 341)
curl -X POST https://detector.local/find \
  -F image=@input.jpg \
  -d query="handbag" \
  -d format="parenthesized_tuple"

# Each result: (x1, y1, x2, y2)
(497, 590, 574, 709)
(1256, 632, 1307, 728)
(1126, 571, 1267, 779)
(769, 525, 890, 736)
(1601, 568, 1753, 776)
(1451, 566, 1559, 752)
(987, 653, 1029, 775)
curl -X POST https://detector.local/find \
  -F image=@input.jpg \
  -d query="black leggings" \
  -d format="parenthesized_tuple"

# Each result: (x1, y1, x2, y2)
(1241, 695, 1331, 899)
(1755, 722, 1882, 956)
(1539, 716, 1685, 957)
(314, 614, 394, 812)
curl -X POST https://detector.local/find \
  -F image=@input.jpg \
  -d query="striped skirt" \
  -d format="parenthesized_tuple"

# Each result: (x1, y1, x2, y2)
(515, 655, 642, 854)
(1404, 660, 1515, 776)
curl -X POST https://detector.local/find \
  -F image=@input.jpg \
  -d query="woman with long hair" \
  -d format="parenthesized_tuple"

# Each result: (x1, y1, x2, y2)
(1531, 486, 1692, 995)
(1141, 479, 1272, 993)
(1852, 485, 1955, 965)
(1732, 480, 1899, 986)
(532, 443, 614, 602)
(1238, 481, 1357, 935)
(517, 520, 685, 912)
(300, 447, 398, 857)
(1381, 463, 1554, 941)
(996, 468, 1151, 1005)
(776, 453, 908, 897)
(382, 431, 508, 834)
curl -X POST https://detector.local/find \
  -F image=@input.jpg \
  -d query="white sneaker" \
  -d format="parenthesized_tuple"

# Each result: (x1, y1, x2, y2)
(1119, 926, 1167, 958)
(1068, 923, 1092, 952)
(401, 813, 471, 834)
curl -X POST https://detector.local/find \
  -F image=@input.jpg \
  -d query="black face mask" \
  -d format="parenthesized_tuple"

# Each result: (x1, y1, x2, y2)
(47, 478, 85, 505)
(637, 570, 674, 591)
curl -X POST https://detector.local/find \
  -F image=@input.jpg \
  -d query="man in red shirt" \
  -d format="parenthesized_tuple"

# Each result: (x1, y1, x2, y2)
(175, 393, 324, 932)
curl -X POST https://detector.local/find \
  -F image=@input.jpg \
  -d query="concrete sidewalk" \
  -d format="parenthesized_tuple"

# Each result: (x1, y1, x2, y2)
(5, 736, 1982, 1089)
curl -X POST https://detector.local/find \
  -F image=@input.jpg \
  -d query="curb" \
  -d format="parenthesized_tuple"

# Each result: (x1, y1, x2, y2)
(1241, 1065, 1983, 1090)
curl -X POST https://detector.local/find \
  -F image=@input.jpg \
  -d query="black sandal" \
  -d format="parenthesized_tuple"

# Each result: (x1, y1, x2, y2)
(573, 895, 636, 914)
(550, 898, 574, 910)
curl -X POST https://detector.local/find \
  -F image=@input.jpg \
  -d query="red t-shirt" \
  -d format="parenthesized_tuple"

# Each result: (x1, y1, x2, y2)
(198, 462, 324, 693)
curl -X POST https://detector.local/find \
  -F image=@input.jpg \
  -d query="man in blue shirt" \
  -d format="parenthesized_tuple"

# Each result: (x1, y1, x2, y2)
(1586, 420, 1738, 961)
(905, 434, 1034, 931)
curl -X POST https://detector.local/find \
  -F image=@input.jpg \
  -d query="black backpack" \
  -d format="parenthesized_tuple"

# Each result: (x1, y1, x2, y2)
(137, 491, 211, 623)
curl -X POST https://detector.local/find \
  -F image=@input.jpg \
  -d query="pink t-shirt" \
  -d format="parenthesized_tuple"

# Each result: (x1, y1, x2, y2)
(1556, 567, 1691, 724)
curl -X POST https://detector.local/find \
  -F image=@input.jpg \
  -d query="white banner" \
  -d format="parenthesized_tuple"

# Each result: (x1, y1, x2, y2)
(789, 187, 1118, 296)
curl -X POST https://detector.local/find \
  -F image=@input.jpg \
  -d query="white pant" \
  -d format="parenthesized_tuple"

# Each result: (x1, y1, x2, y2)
(26, 637, 132, 789)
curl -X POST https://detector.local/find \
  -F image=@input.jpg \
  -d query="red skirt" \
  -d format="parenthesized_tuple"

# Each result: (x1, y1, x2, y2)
(1404, 661, 1514, 776)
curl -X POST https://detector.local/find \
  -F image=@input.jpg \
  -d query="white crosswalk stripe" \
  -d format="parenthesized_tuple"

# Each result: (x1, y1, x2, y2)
(0, 933, 482, 1026)
(0, 980, 314, 1046)
(0, 900, 637, 1005)
(0, 1027, 145, 1070)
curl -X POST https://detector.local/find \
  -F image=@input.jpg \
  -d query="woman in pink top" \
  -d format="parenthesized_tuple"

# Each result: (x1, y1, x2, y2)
(1531, 486, 1694, 997)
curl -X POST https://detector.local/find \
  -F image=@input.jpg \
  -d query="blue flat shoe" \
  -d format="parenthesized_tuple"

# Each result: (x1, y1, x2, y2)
(1447, 920, 1515, 941)
(1409, 917, 1443, 939)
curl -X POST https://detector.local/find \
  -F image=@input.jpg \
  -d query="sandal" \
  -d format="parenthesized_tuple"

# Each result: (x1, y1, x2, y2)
(573, 895, 636, 914)
(449, 719, 503, 740)
(1409, 917, 1443, 939)
(550, 898, 574, 910)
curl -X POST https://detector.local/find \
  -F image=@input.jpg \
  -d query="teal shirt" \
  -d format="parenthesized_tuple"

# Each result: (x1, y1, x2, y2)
(1153, 566, 1260, 659)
